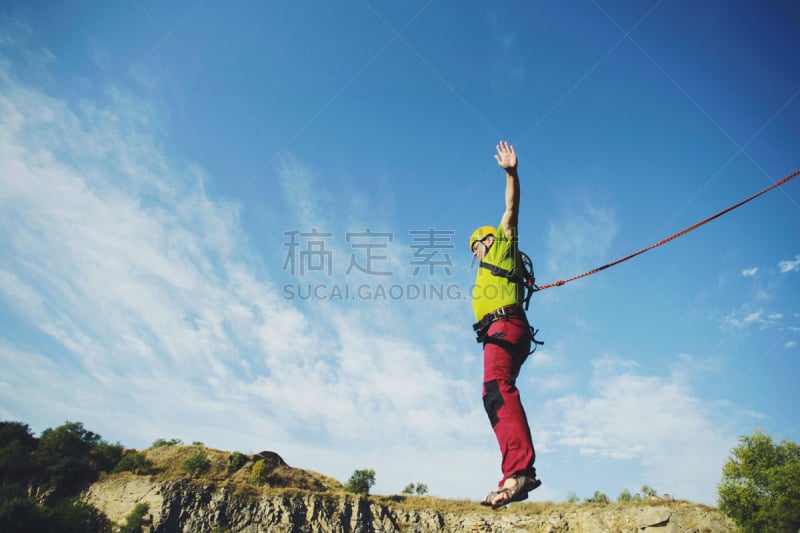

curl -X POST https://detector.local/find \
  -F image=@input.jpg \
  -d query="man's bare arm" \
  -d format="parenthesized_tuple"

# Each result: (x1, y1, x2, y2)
(495, 141, 520, 239)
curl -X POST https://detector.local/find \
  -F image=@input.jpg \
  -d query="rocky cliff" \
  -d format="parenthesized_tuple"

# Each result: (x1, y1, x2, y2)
(83, 446, 735, 533)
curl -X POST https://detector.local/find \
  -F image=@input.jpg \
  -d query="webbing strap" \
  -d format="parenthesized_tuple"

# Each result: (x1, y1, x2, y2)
(479, 260, 533, 309)
(536, 169, 800, 292)
(479, 261, 524, 285)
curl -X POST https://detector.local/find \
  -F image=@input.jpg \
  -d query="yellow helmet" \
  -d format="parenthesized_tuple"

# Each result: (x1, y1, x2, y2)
(469, 226, 496, 251)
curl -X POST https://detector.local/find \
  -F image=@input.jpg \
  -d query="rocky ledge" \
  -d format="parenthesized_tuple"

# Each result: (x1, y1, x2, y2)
(84, 476, 735, 533)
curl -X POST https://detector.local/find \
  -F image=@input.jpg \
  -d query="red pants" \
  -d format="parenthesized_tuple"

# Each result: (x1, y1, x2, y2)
(482, 314, 536, 486)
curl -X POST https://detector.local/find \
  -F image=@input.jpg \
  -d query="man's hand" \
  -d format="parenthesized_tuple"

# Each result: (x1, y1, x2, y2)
(494, 140, 517, 172)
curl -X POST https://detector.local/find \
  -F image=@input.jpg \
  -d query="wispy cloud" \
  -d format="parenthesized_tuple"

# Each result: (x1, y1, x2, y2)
(721, 306, 784, 331)
(778, 254, 800, 274)
(540, 355, 734, 502)
(0, 56, 493, 497)
(741, 267, 759, 277)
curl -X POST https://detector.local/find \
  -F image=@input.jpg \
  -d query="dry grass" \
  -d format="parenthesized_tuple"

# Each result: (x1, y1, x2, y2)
(111, 445, 705, 516)
(130, 444, 342, 494)
(368, 495, 700, 516)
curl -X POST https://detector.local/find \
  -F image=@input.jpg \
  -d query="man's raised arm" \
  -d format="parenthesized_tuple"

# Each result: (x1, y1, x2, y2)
(495, 140, 520, 239)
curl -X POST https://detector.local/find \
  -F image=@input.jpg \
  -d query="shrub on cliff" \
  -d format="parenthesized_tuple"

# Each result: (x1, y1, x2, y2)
(119, 502, 150, 533)
(151, 438, 182, 448)
(181, 452, 211, 476)
(718, 430, 800, 533)
(228, 451, 248, 474)
(402, 482, 428, 496)
(584, 490, 610, 504)
(36, 421, 122, 493)
(344, 468, 376, 497)
(113, 451, 154, 475)
(0, 420, 116, 532)
(0, 494, 111, 532)
(250, 459, 268, 485)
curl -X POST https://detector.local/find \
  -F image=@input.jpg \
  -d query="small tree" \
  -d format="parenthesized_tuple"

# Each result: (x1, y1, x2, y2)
(584, 490, 610, 504)
(119, 502, 150, 533)
(250, 459, 268, 485)
(617, 489, 633, 503)
(718, 431, 800, 533)
(35, 421, 116, 492)
(113, 451, 153, 475)
(566, 491, 579, 504)
(228, 452, 247, 474)
(181, 453, 210, 476)
(344, 468, 376, 497)
(0, 421, 37, 484)
(641, 484, 658, 499)
(151, 438, 182, 448)
(43, 499, 112, 533)
(402, 482, 427, 495)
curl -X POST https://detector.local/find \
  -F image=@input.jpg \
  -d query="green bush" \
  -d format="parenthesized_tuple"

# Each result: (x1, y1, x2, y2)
(113, 451, 154, 475)
(584, 490, 610, 504)
(0, 420, 113, 532)
(0, 421, 37, 485)
(151, 438, 182, 448)
(228, 451, 247, 474)
(402, 482, 428, 496)
(35, 422, 120, 494)
(250, 459, 267, 485)
(718, 431, 800, 533)
(641, 484, 658, 498)
(43, 499, 111, 533)
(344, 468, 376, 497)
(181, 453, 210, 476)
(0, 497, 111, 533)
(119, 502, 150, 533)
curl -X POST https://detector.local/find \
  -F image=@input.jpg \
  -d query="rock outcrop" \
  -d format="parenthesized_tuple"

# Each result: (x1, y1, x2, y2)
(84, 476, 735, 533)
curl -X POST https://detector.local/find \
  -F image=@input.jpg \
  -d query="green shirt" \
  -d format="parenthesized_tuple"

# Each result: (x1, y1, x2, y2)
(472, 224, 523, 321)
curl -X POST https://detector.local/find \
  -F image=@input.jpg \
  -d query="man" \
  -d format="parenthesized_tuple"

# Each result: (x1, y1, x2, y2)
(471, 140, 540, 508)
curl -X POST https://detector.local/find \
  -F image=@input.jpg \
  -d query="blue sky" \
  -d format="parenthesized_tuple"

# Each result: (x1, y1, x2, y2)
(1, 1, 798, 505)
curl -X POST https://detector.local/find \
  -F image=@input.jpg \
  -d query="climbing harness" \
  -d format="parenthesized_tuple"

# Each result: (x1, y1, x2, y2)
(479, 250, 539, 311)
(470, 225, 542, 349)
(472, 303, 544, 355)
(472, 250, 544, 354)
(534, 169, 800, 292)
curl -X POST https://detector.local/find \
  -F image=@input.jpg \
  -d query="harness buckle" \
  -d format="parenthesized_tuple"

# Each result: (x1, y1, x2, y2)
(472, 305, 521, 343)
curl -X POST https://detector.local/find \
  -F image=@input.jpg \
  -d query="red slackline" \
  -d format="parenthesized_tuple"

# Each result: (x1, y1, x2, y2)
(535, 169, 800, 292)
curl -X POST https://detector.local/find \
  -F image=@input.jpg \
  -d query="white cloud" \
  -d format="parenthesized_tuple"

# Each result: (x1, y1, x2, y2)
(741, 267, 758, 277)
(0, 59, 494, 499)
(786, 341, 797, 349)
(744, 311, 763, 324)
(540, 355, 734, 503)
(721, 306, 784, 331)
(778, 254, 800, 273)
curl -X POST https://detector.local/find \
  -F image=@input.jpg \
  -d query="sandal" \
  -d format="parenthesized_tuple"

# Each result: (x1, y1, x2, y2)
(480, 475, 542, 509)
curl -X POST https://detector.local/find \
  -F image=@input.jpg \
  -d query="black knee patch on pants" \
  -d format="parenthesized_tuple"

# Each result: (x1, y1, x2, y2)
(483, 380, 505, 428)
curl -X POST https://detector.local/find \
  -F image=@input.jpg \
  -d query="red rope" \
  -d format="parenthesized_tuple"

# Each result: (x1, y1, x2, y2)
(535, 169, 800, 292)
